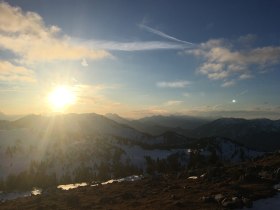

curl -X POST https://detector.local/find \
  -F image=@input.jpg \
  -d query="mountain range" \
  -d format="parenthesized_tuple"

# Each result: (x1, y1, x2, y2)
(106, 113, 280, 151)
(105, 113, 210, 136)
(0, 112, 269, 191)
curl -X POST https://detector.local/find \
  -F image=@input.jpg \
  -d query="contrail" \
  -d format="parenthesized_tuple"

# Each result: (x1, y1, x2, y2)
(139, 24, 194, 45)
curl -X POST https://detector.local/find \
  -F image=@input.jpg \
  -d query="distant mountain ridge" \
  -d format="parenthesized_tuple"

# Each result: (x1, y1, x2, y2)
(0, 113, 195, 147)
(2, 113, 280, 152)
(0, 112, 22, 121)
(105, 114, 280, 151)
(105, 113, 210, 136)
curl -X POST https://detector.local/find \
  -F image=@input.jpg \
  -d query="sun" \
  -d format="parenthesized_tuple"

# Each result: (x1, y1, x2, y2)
(48, 86, 76, 111)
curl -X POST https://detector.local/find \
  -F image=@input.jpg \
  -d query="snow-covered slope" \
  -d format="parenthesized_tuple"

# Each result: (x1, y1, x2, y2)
(188, 137, 263, 162)
(0, 114, 190, 181)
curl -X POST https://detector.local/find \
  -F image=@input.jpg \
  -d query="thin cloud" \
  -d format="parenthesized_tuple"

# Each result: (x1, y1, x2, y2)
(140, 24, 194, 45)
(164, 100, 183, 106)
(221, 80, 235, 88)
(183, 92, 191, 97)
(239, 74, 253, 80)
(236, 90, 248, 97)
(0, 61, 36, 83)
(192, 110, 280, 120)
(132, 108, 169, 117)
(157, 80, 191, 88)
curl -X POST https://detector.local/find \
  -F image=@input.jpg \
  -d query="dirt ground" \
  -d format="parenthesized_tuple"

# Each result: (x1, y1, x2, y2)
(1, 153, 280, 210)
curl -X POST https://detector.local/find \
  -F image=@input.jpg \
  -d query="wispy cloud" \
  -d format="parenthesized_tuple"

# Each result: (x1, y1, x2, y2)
(157, 80, 191, 88)
(140, 24, 194, 45)
(88, 40, 187, 51)
(131, 108, 169, 117)
(85, 23, 197, 51)
(221, 80, 235, 88)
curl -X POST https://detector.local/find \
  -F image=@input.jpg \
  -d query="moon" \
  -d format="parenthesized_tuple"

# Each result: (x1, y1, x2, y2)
(232, 99, 236, 103)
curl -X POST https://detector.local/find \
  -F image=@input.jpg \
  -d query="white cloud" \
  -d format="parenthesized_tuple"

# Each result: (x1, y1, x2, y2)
(157, 80, 191, 88)
(0, 1, 196, 70)
(0, 2, 110, 64)
(186, 36, 280, 86)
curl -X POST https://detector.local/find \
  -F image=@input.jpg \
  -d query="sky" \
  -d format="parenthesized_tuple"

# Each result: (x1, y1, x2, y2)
(1, 0, 280, 119)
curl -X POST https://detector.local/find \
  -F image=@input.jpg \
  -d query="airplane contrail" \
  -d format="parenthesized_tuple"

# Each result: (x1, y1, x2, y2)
(139, 24, 195, 45)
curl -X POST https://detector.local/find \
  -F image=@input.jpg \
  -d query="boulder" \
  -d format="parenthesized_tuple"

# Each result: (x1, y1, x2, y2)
(214, 193, 225, 203)
(173, 201, 185, 207)
(201, 196, 214, 203)
(242, 197, 253, 208)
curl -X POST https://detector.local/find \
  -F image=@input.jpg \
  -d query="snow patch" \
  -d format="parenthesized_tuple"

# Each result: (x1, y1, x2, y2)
(187, 176, 198, 179)
(0, 188, 41, 202)
(57, 182, 87, 190)
(101, 175, 143, 185)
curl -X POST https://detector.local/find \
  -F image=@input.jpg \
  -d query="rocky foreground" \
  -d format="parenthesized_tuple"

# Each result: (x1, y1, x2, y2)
(1, 153, 280, 210)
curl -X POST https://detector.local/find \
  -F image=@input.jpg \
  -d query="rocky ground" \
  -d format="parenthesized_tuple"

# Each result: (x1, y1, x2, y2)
(1, 152, 280, 210)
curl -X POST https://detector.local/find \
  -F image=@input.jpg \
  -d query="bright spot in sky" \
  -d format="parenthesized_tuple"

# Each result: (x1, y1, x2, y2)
(232, 99, 236, 103)
(48, 86, 76, 110)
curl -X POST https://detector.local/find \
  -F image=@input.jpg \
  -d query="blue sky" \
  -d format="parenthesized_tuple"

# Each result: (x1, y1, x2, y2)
(1, 0, 280, 118)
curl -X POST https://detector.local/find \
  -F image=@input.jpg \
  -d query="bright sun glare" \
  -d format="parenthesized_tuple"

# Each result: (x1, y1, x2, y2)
(48, 86, 76, 110)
